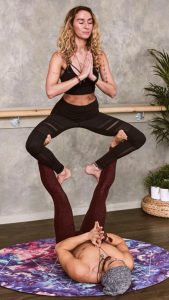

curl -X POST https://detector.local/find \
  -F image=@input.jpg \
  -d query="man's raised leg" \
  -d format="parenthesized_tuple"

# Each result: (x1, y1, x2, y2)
(38, 162, 75, 242)
(80, 158, 117, 233)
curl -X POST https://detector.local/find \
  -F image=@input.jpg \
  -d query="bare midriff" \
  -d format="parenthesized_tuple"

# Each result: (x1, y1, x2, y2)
(63, 93, 96, 106)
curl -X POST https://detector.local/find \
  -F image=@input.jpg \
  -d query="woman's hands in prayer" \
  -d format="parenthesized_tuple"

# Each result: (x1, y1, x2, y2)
(79, 51, 96, 81)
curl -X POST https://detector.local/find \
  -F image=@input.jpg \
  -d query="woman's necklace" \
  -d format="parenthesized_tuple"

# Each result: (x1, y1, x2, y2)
(74, 52, 87, 72)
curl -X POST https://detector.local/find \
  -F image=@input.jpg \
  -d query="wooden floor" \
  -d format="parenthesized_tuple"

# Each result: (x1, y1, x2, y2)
(0, 208, 169, 300)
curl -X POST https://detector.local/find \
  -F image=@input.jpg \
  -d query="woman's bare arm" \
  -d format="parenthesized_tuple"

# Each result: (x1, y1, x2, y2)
(96, 51, 117, 98)
(46, 52, 80, 99)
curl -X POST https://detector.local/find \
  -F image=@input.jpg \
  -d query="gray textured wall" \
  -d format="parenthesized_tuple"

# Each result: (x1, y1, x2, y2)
(1, 0, 169, 108)
(0, 0, 169, 224)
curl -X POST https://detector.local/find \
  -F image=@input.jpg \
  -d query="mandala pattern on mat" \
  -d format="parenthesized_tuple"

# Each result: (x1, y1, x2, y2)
(0, 238, 169, 297)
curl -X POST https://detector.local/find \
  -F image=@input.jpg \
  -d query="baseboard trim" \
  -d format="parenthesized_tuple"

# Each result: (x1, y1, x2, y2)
(0, 201, 141, 225)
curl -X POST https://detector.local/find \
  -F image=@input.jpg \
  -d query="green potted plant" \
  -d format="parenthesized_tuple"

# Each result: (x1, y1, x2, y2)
(160, 179, 169, 201)
(143, 50, 169, 207)
(144, 164, 169, 200)
(144, 170, 162, 200)
(144, 49, 169, 145)
(158, 165, 169, 201)
(158, 164, 169, 177)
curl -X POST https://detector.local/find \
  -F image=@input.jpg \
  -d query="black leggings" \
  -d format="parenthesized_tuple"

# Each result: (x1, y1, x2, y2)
(26, 97, 146, 174)
(38, 158, 117, 242)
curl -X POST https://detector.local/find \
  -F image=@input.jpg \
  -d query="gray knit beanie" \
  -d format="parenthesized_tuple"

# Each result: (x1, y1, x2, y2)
(101, 266, 131, 296)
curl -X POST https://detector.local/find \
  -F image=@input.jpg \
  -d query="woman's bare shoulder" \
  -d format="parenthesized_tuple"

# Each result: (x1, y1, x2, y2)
(52, 51, 64, 59)
(49, 51, 66, 66)
(99, 50, 108, 63)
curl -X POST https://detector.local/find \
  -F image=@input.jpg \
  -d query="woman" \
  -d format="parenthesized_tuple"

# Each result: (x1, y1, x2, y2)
(26, 6, 146, 184)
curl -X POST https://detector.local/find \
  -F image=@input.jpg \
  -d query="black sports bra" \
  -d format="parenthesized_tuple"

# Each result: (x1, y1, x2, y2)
(60, 63, 99, 95)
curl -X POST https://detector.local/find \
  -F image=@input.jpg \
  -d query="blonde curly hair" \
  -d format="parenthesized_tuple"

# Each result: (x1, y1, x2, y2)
(57, 6, 102, 69)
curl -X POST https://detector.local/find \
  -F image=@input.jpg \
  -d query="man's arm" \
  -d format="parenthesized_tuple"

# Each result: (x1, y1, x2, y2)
(105, 233, 134, 270)
(56, 232, 90, 251)
(56, 246, 90, 282)
(55, 222, 103, 282)
(56, 221, 102, 252)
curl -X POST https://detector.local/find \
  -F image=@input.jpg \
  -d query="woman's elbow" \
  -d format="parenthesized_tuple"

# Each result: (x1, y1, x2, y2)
(47, 93, 53, 99)
(46, 86, 52, 99)
(46, 87, 55, 99)
(110, 86, 117, 98)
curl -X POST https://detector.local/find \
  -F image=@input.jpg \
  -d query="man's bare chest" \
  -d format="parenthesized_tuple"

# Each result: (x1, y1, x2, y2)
(72, 241, 124, 263)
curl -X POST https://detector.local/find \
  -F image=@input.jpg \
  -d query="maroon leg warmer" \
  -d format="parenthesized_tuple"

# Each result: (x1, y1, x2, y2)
(80, 160, 117, 232)
(38, 162, 75, 242)
(38, 159, 117, 241)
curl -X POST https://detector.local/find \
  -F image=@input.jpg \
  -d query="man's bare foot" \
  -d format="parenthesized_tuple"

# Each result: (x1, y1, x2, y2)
(44, 134, 52, 146)
(57, 168, 71, 184)
(111, 129, 128, 148)
(85, 164, 101, 182)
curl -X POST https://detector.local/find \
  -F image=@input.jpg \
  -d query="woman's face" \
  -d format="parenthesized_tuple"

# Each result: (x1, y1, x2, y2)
(72, 10, 93, 40)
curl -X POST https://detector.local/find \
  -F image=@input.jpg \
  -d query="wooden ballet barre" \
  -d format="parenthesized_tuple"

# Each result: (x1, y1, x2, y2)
(100, 105, 166, 113)
(0, 105, 166, 118)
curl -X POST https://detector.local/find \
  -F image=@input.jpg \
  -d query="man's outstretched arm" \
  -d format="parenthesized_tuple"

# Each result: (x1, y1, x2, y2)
(55, 244, 90, 282)
(55, 222, 103, 282)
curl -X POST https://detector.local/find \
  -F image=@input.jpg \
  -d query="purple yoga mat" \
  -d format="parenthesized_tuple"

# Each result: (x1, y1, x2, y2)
(0, 238, 169, 297)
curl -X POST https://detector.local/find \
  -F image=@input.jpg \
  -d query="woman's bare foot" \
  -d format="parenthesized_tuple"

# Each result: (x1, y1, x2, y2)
(43, 135, 71, 184)
(57, 168, 71, 184)
(85, 130, 128, 181)
(85, 164, 101, 182)
(44, 134, 52, 146)
(111, 129, 127, 148)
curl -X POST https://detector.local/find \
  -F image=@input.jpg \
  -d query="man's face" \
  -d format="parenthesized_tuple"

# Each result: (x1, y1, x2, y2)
(103, 257, 125, 273)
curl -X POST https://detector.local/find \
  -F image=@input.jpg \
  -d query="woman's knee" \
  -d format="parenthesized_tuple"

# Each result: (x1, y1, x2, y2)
(26, 137, 37, 155)
(123, 123, 146, 149)
(133, 130, 146, 149)
(25, 132, 43, 155)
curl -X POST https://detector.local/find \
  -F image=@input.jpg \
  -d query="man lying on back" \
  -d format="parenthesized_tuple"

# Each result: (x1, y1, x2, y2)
(55, 221, 134, 296)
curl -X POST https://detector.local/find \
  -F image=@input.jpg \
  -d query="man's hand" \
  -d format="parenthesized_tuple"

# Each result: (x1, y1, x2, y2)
(88, 221, 104, 247)
(102, 232, 113, 244)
